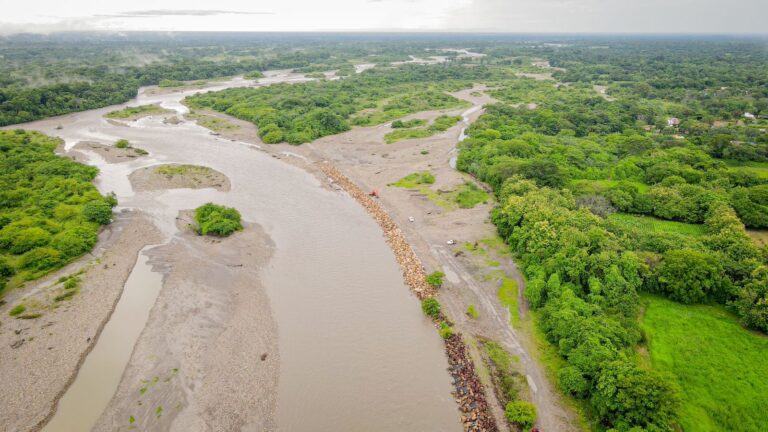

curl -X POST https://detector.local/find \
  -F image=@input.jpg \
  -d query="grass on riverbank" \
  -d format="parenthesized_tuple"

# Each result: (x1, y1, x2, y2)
(640, 294, 768, 432)
(186, 111, 240, 133)
(105, 104, 171, 119)
(384, 115, 462, 144)
(452, 182, 489, 208)
(388, 173, 489, 210)
(497, 276, 520, 327)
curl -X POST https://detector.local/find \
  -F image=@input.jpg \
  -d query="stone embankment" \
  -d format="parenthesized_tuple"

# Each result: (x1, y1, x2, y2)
(317, 162, 498, 432)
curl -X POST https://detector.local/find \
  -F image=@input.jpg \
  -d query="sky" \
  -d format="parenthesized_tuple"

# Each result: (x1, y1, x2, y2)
(1, 0, 766, 35)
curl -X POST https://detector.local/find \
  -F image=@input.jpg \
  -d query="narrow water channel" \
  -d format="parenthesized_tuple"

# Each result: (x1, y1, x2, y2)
(450, 104, 482, 169)
(42, 248, 162, 432)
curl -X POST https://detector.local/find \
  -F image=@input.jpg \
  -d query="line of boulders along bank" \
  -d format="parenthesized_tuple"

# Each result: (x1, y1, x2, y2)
(318, 162, 498, 432)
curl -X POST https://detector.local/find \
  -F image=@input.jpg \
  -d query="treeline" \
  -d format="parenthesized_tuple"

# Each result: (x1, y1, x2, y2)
(548, 40, 768, 118)
(0, 59, 274, 126)
(0, 34, 494, 127)
(0, 130, 116, 293)
(186, 65, 497, 144)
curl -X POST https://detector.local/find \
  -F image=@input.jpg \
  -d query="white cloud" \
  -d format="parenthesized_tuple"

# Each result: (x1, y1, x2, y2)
(0, 0, 765, 34)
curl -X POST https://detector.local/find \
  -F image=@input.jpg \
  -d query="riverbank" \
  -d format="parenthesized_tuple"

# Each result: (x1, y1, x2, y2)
(0, 211, 162, 432)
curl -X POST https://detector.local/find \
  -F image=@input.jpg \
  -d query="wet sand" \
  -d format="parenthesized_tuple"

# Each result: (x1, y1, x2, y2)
(93, 218, 277, 432)
(73, 141, 149, 163)
(129, 164, 231, 192)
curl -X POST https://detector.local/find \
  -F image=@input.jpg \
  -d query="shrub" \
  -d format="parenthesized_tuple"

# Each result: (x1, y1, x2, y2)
(115, 139, 130, 149)
(54, 290, 76, 302)
(655, 249, 729, 303)
(504, 400, 537, 430)
(83, 200, 113, 225)
(51, 228, 97, 258)
(558, 366, 589, 397)
(439, 322, 455, 339)
(426, 271, 445, 288)
(421, 298, 441, 318)
(9, 304, 26, 316)
(20, 247, 62, 271)
(8, 227, 51, 254)
(194, 203, 243, 237)
(244, 70, 264, 79)
(592, 361, 679, 431)
(0, 257, 14, 277)
(63, 277, 80, 290)
(466, 304, 479, 319)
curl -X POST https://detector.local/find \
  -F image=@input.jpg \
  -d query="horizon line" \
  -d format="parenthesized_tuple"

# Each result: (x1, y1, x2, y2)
(2, 29, 767, 37)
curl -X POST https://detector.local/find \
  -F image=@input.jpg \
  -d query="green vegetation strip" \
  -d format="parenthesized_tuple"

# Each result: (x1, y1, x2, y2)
(384, 115, 462, 144)
(105, 104, 170, 119)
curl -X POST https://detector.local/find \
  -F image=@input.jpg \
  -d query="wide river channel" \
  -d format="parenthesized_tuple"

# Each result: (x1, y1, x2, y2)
(18, 72, 460, 431)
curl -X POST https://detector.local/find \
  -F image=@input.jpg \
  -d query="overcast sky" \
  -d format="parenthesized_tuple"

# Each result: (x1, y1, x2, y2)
(1, 0, 766, 34)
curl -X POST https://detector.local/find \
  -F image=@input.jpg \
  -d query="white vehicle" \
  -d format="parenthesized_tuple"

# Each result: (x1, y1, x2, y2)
(446, 239, 456, 245)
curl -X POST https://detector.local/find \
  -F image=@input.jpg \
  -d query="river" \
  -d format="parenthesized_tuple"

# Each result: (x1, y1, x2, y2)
(22, 73, 460, 431)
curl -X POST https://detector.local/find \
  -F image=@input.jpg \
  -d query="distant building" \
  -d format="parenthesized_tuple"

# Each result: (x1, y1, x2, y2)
(744, 112, 757, 120)
(667, 117, 681, 127)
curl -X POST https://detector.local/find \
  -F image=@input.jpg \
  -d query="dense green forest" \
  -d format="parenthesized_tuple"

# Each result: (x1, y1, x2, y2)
(0, 130, 115, 293)
(455, 40, 767, 431)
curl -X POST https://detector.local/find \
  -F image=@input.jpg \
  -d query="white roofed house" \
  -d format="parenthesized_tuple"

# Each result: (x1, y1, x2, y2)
(744, 112, 757, 120)
(667, 117, 681, 127)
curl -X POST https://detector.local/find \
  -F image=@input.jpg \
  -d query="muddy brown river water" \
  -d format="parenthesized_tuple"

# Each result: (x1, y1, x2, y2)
(19, 72, 460, 431)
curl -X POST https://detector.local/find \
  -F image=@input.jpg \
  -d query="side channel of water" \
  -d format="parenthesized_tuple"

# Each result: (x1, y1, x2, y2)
(42, 248, 162, 432)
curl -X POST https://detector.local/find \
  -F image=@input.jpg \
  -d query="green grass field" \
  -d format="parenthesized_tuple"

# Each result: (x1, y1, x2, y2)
(726, 160, 768, 179)
(608, 213, 707, 237)
(640, 295, 768, 432)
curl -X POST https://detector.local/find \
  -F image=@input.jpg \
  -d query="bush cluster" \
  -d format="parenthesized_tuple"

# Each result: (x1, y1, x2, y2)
(194, 203, 243, 237)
